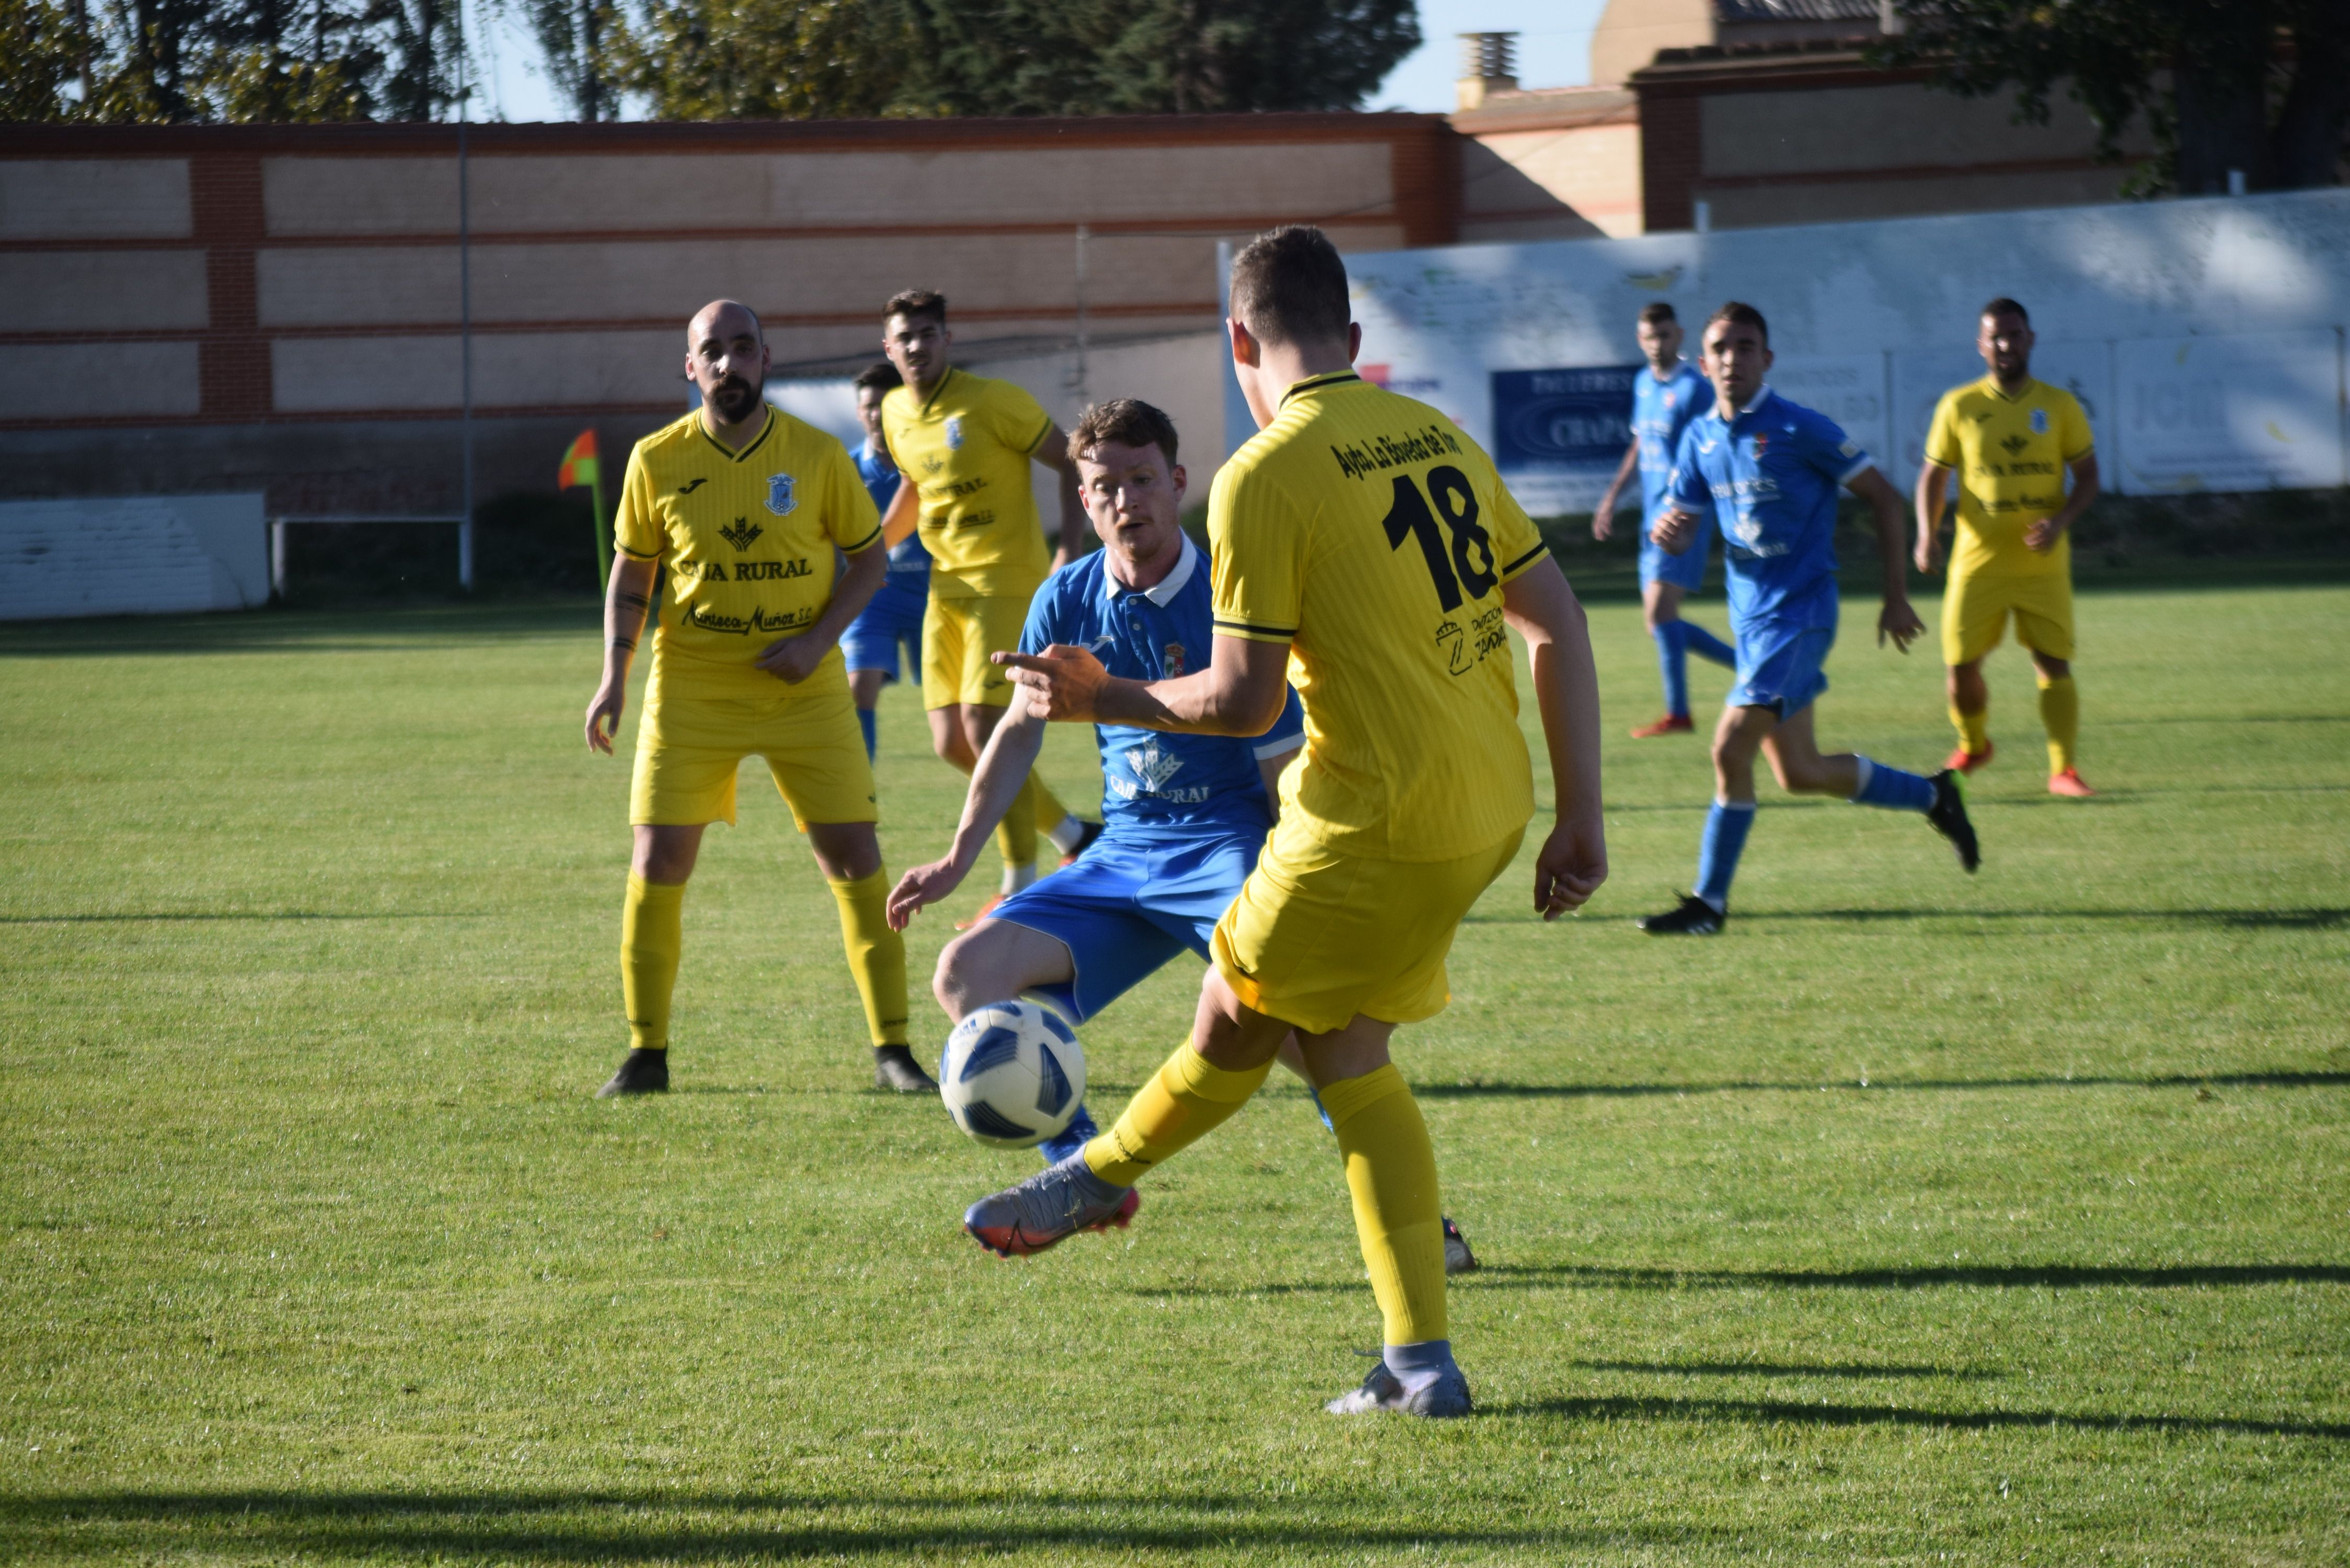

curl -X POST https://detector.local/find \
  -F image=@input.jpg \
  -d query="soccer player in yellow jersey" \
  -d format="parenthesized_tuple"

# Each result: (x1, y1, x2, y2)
(584, 300, 930, 1099)
(1916, 298, 2102, 796)
(873, 290, 1098, 923)
(963, 227, 1609, 1419)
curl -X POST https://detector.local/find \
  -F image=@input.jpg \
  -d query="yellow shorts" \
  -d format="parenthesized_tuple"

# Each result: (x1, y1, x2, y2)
(922, 591, 1035, 710)
(1942, 569, 2075, 666)
(630, 664, 877, 828)
(1210, 816, 1526, 1035)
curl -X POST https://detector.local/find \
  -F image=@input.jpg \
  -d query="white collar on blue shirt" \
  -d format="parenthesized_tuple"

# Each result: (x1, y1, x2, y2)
(1710, 384, 1772, 423)
(1103, 532, 1199, 608)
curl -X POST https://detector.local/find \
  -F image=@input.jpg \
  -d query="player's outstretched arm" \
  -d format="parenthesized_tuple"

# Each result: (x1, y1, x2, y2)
(756, 539, 885, 684)
(585, 555, 658, 754)
(1592, 438, 1639, 541)
(1848, 466, 1924, 652)
(1502, 557, 1608, 920)
(1031, 425, 1086, 570)
(995, 635, 1288, 738)
(879, 462, 921, 549)
(2026, 452, 2100, 552)
(886, 697, 1050, 930)
(1913, 458, 1954, 574)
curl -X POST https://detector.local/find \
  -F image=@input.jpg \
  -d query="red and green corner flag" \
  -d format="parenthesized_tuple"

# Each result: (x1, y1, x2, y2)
(558, 429, 610, 583)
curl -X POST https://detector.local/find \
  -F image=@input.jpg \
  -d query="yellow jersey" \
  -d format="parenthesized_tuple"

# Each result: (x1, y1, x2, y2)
(1923, 375, 2094, 579)
(880, 366, 1055, 599)
(614, 406, 880, 690)
(1210, 370, 1551, 862)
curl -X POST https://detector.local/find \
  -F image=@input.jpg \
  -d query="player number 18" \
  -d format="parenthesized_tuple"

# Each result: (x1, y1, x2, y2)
(1381, 465, 1496, 612)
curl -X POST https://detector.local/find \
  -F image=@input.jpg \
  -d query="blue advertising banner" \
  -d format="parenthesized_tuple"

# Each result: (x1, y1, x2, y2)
(1490, 364, 1640, 516)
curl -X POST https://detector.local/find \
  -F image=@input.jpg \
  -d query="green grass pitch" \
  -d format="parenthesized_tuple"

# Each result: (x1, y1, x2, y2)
(2, 583, 2345, 1564)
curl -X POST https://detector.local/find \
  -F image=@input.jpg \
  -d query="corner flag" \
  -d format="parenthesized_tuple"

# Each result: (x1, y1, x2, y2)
(558, 429, 610, 583)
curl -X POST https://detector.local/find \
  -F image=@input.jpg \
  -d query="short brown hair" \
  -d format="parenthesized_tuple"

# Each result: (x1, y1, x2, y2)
(1705, 300, 1769, 345)
(884, 289, 947, 328)
(1069, 398, 1179, 468)
(1638, 302, 1677, 328)
(1229, 225, 1351, 349)
(853, 360, 897, 395)
(1982, 296, 2030, 325)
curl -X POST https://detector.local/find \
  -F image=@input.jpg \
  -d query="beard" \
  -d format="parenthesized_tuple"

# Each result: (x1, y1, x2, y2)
(709, 376, 762, 424)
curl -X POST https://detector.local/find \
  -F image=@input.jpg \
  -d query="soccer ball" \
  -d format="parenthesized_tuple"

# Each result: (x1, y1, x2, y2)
(938, 998, 1087, 1148)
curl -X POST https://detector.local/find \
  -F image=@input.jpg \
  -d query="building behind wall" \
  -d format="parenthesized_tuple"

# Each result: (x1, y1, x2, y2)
(1450, 0, 2158, 239)
(0, 115, 1461, 520)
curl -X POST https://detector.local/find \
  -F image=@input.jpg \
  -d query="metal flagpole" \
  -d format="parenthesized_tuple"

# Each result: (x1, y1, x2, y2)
(1072, 222, 1090, 410)
(457, 1, 477, 591)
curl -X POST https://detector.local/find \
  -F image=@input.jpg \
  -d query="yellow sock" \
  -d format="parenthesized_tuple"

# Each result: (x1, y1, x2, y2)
(1949, 704, 1989, 755)
(1082, 1042, 1272, 1185)
(1030, 774, 1071, 834)
(2038, 674, 2079, 775)
(1322, 1064, 1448, 1345)
(827, 869, 909, 1047)
(620, 874, 685, 1052)
(996, 773, 1041, 870)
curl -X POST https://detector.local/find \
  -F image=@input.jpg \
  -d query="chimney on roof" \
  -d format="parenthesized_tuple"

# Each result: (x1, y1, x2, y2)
(1456, 31, 1520, 112)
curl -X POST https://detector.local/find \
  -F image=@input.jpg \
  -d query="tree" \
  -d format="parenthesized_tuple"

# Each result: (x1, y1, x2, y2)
(606, 0, 1420, 121)
(0, 0, 86, 119)
(1875, 0, 2349, 196)
(515, 0, 618, 120)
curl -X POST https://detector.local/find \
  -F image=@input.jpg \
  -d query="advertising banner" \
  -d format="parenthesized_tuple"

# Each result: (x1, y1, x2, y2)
(2113, 330, 2346, 492)
(1488, 364, 1640, 516)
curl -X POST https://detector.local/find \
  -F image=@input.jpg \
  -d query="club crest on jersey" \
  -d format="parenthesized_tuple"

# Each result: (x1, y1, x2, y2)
(764, 474, 797, 516)
(720, 516, 763, 550)
(1163, 641, 1186, 677)
(1750, 431, 1769, 457)
(944, 416, 965, 451)
(2030, 408, 2049, 435)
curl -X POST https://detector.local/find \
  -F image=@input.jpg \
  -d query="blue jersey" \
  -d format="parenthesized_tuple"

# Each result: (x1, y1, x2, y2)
(1632, 361, 1711, 523)
(1667, 387, 1871, 629)
(856, 441, 929, 583)
(1022, 536, 1305, 838)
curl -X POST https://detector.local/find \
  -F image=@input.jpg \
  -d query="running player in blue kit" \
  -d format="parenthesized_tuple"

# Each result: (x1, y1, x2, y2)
(1593, 302, 1737, 736)
(840, 361, 927, 762)
(1636, 303, 1979, 936)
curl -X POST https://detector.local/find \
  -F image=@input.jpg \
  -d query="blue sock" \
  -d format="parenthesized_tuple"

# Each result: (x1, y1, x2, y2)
(1695, 800, 1756, 910)
(1040, 1101, 1098, 1167)
(856, 705, 877, 762)
(1683, 621, 1736, 667)
(1654, 620, 1691, 718)
(1850, 756, 1936, 813)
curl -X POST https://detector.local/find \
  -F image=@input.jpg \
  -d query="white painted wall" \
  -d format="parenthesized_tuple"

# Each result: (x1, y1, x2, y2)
(1340, 188, 2350, 510)
(0, 493, 269, 621)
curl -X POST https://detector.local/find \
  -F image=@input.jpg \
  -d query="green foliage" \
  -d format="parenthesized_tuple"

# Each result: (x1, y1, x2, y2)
(0, 0, 84, 119)
(612, 0, 1420, 120)
(1874, 0, 2350, 195)
(1, 587, 2345, 1562)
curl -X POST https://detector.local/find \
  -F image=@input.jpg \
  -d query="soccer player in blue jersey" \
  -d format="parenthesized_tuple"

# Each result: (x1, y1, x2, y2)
(841, 361, 926, 763)
(1636, 302, 1979, 936)
(1594, 302, 1738, 737)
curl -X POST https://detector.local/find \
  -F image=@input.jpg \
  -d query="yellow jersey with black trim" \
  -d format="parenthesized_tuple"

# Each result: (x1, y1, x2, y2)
(614, 406, 880, 685)
(1924, 375, 2093, 579)
(880, 366, 1054, 599)
(1209, 370, 1551, 862)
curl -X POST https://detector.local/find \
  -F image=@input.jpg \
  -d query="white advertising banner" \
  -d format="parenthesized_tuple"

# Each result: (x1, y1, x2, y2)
(2113, 330, 2347, 492)
(1766, 355, 1891, 477)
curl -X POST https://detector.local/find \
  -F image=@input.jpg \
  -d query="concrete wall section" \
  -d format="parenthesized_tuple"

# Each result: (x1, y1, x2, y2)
(272, 328, 682, 413)
(1697, 166, 2140, 230)
(0, 341, 204, 420)
(0, 492, 264, 620)
(0, 250, 210, 332)
(1701, 84, 2147, 179)
(0, 159, 192, 239)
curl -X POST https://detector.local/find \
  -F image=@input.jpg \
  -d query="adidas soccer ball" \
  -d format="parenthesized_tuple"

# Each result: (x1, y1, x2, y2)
(938, 999, 1087, 1148)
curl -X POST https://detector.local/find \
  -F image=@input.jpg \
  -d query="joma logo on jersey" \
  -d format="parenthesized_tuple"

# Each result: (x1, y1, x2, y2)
(677, 477, 708, 495)
(765, 474, 796, 515)
(720, 517, 764, 550)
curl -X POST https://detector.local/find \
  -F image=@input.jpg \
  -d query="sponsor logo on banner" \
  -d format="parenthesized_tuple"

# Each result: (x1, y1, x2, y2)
(1489, 364, 1640, 515)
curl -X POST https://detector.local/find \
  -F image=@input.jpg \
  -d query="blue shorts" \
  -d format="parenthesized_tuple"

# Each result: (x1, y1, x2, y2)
(988, 826, 1264, 1023)
(1639, 512, 1712, 591)
(1727, 617, 1835, 717)
(842, 577, 927, 681)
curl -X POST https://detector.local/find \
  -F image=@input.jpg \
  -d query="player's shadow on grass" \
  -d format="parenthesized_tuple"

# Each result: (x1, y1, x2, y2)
(1734, 906, 2347, 928)
(1411, 1068, 2350, 1100)
(0, 603, 594, 659)
(0, 1489, 1667, 1561)
(1127, 1260, 2349, 1301)
(1573, 1359, 1999, 1379)
(0, 910, 488, 924)
(1503, 1392, 2350, 1443)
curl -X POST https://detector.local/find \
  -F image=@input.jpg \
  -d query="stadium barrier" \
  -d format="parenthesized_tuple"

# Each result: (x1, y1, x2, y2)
(1, 493, 269, 621)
